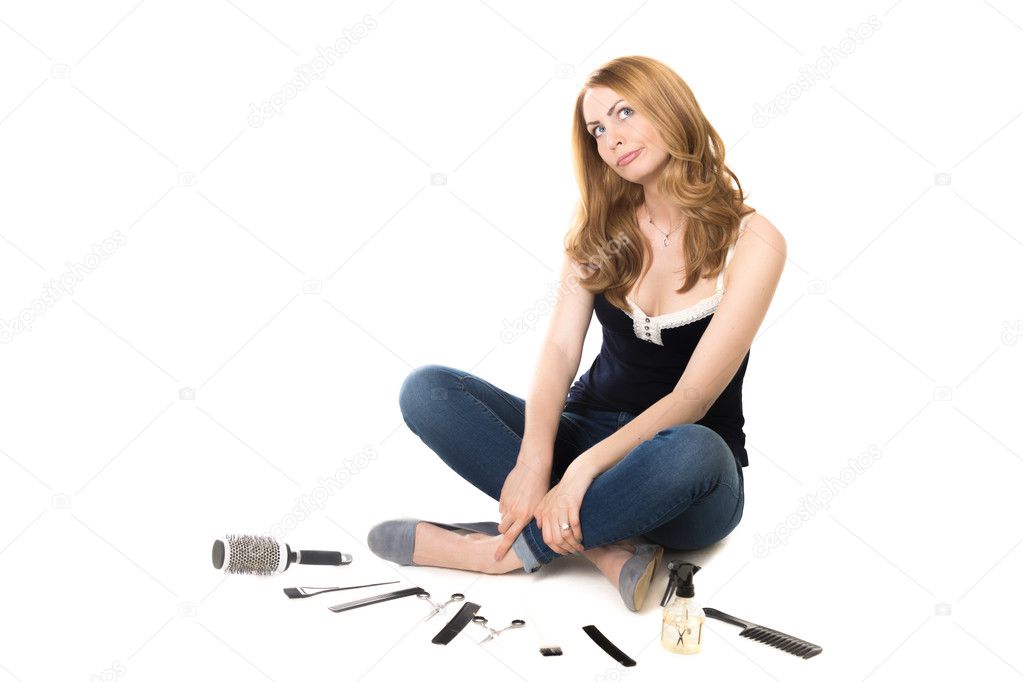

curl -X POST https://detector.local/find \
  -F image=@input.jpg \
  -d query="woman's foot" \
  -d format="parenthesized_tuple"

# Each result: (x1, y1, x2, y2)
(583, 541, 663, 611)
(412, 522, 524, 574)
(583, 541, 639, 585)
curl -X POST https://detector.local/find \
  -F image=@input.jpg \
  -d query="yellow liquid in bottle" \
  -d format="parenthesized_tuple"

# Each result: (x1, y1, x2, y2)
(661, 604, 704, 654)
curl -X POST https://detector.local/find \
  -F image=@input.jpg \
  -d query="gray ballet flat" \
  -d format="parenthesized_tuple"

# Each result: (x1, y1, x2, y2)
(367, 518, 500, 567)
(618, 543, 664, 612)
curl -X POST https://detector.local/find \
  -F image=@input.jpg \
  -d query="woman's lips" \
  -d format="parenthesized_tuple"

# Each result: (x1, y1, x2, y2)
(617, 149, 642, 166)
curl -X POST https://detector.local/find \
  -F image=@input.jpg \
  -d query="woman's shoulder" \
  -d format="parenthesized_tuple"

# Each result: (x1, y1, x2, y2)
(735, 210, 786, 260)
(741, 209, 782, 238)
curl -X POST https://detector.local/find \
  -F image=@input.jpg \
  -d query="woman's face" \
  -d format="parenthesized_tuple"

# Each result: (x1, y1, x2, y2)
(582, 85, 668, 183)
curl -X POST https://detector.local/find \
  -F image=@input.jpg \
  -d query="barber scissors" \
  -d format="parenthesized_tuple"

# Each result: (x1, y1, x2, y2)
(416, 591, 465, 621)
(471, 615, 526, 643)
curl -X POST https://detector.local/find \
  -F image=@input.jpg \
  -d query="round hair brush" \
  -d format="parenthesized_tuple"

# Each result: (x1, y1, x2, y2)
(212, 534, 352, 575)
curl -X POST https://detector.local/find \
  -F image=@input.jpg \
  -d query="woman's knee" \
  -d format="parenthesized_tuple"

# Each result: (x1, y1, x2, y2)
(644, 490, 744, 551)
(398, 364, 460, 417)
(653, 424, 734, 475)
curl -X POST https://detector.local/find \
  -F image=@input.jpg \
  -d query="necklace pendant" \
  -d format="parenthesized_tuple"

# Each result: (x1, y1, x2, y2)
(663, 236, 669, 247)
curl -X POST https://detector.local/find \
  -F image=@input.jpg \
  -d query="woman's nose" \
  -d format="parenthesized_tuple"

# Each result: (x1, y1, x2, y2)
(605, 128, 625, 151)
(606, 135, 624, 152)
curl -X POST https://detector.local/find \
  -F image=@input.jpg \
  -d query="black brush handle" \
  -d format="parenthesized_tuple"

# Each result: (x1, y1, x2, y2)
(295, 550, 347, 565)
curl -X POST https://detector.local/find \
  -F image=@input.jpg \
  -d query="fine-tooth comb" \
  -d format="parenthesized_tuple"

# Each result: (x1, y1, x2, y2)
(283, 581, 399, 599)
(704, 607, 822, 659)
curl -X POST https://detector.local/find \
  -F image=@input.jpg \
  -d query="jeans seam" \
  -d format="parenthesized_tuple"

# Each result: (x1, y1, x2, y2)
(721, 479, 742, 501)
(460, 374, 526, 419)
(725, 486, 744, 530)
(558, 412, 597, 451)
(452, 375, 525, 444)
(456, 370, 590, 453)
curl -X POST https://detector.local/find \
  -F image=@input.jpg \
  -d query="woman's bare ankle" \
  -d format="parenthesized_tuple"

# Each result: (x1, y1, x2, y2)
(582, 543, 635, 581)
(478, 535, 524, 574)
(413, 523, 478, 570)
(412, 524, 525, 574)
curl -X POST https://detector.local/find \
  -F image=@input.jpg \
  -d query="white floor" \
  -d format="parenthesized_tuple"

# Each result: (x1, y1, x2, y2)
(2, 1, 1021, 680)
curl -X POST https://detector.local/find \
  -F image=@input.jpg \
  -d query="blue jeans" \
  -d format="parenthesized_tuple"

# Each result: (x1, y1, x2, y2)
(398, 364, 744, 573)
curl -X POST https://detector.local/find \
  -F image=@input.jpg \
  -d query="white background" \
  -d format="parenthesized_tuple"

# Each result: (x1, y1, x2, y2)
(1, 0, 1021, 680)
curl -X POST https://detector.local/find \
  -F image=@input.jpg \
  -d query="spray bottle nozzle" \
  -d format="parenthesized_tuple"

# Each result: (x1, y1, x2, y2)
(660, 561, 701, 607)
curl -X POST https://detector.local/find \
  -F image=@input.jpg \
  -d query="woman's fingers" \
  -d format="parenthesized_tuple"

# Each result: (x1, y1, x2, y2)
(541, 511, 555, 551)
(493, 517, 527, 562)
(546, 513, 567, 555)
(552, 517, 567, 554)
(536, 494, 579, 556)
(499, 508, 512, 534)
(559, 518, 581, 554)
(530, 499, 584, 555)
(553, 516, 574, 555)
(552, 492, 581, 554)
(568, 507, 584, 553)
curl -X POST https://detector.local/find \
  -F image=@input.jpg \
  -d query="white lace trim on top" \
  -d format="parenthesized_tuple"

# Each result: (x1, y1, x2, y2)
(625, 213, 753, 345)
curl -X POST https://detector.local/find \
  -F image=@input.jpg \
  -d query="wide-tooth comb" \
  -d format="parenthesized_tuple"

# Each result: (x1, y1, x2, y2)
(704, 607, 822, 659)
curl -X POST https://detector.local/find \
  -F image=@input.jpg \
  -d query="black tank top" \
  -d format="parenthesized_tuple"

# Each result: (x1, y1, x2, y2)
(563, 213, 753, 467)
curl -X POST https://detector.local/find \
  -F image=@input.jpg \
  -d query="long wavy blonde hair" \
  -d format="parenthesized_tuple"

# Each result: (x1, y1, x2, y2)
(564, 55, 755, 312)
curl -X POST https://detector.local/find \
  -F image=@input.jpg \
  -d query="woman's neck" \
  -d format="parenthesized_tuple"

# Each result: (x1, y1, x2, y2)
(640, 186, 686, 235)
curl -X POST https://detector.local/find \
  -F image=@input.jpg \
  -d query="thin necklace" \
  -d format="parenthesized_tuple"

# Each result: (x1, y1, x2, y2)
(643, 203, 684, 247)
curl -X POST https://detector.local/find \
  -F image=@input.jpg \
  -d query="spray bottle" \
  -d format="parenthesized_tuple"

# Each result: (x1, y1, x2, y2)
(660, 561, 704, 654)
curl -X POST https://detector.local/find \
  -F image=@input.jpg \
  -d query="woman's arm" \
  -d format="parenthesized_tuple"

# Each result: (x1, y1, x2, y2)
(572, 214, 788, 479)
(494, 253, 597, 559)
(517, 253, 596, 471)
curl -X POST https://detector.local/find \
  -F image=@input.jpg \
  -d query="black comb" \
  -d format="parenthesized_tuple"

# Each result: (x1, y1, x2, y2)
(704, 607, 822, 659)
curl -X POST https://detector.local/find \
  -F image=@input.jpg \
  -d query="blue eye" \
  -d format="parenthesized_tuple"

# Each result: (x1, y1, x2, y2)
(592, 106, 633, 138)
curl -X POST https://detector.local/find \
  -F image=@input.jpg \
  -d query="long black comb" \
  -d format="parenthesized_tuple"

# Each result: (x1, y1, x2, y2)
(704, 607, 822, 659)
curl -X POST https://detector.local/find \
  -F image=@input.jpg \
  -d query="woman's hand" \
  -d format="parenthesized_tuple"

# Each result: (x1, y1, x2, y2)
(494, 459, 551, 561)
(533, 464, 595, 556)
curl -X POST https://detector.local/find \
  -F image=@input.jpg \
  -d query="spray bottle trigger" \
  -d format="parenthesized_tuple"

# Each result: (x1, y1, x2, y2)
(661, 560, 682, 606)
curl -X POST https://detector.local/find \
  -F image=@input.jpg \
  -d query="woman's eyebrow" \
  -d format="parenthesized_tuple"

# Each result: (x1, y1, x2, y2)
(586, 99, 624, 127)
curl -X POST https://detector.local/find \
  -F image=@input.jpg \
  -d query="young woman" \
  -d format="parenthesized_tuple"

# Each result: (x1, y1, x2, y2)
(368, 55, 786, 611)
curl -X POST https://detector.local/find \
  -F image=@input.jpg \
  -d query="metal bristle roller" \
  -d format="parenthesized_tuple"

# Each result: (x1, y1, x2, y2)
(212, 534, 353, 575)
